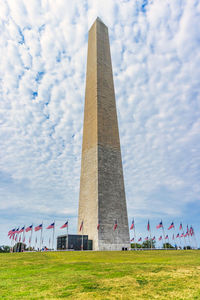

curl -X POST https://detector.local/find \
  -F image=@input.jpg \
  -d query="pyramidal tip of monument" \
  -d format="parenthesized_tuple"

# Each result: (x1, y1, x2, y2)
(96, 16, 104, 23)
(90, 17, 107, 29)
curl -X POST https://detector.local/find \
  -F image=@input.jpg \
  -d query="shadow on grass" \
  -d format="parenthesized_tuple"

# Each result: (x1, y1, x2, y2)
(136, 277, 148, 286)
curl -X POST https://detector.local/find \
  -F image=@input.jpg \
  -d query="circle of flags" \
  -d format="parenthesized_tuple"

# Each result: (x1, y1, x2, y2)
(7, 219, 198, 251)
(129, 219, 197, 249)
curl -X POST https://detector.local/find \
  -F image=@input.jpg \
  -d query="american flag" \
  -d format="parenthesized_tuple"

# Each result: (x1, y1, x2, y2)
(168, 222, 174, 230)
(113, 220, 118, 231)
(79, 221, 83, 232)
(19, 226, 25, 234)
(15, 228, 19, 234)
(190, 226, 194, 236)
(130, 219, 134, 230)
(35, 224, 42, 231)
(145, 237, 149, 241)
(130, 237, 134, 242)
(97, 223, 100, 230)
(152, 236, 156, 241)
(8, 228, 15, 237)
(176, 233, 179, 238)
(138, 237, 142, 242)
(46, 222, 55, 229)
(186, 225, 189, 235)
(156, 221, 163, 229)
(179, 223, 183, 230)
(60, 221, 68, 229)
(158, 236, 162, 241)
(180, 233, 184, 237)
(147, 220, 150, 231)
(165, 235, 168, 239)
(25, 225, 33, 232)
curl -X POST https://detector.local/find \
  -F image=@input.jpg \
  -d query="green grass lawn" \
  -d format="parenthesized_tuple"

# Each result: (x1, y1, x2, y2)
(0, 250, 200, 299)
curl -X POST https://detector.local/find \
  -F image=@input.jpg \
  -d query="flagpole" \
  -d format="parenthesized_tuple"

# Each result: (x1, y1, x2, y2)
(22, 225, 25, 252)
(12, 235, 14, 251)
(12, 233, 15, 251)
(52, 220, 55, 250)
(14, 233, 16, 251)
(187, 225, 191, 249)
(183, 233, 186, 248)
(184, 225, 189, 249)
(14, 233, 16, 252)
(10, 234, 12, 251)
(10, 236, 13, 252)
(40, 222, 43, 251)
(189, 227, 193, 249)
(16, 234, 18, 252)
(187, 233, 190, 249)
(150, 232, 152, 250)
(149, 221, 152, 250)
(10, 232, 12, 250)
(167, 232, 170, 247)
(193, 231, 198, 249)
(167, 235, 170, 247)
(173, 225, 177, 249)
(179, 235, 182, 248)
(30, 225, 33, 250)
(181, 224, 186, 249)
(161, 221, 166, 249)
(13, 232, 16, 251)
(66, 221, 68, 250)
(12, 234, 15, 252)
(133, 224, 136, 250)
(191, 228, 195, 249)
(16, 229, 19, 252)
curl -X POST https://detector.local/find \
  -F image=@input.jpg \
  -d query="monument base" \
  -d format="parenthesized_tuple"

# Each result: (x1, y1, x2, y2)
(98, 243, 130, 251)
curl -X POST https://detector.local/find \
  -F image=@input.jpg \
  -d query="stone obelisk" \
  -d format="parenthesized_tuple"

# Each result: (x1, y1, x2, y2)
(78, 18, 130, 251)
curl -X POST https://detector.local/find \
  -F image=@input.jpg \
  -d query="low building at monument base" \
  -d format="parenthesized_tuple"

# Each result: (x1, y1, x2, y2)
(57, 234, 93, 251)
(57, 234, 129, 251)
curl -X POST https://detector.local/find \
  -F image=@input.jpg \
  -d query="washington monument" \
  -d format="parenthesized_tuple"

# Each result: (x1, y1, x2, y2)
(78, 18, 130, 251)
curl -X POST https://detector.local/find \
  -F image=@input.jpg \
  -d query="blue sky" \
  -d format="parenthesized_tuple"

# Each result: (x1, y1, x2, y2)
(0, 0, 200, 248)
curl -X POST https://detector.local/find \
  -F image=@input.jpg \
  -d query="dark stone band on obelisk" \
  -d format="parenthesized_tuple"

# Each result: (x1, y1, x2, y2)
(78, 18, 130, 251)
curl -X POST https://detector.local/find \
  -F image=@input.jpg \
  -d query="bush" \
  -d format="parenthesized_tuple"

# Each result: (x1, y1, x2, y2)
(0, 245, 11, 253)
(163, 243, 174, 249)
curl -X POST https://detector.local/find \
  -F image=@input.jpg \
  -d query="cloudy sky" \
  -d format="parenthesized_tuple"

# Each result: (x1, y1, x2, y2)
(0, 0, 200, 248)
